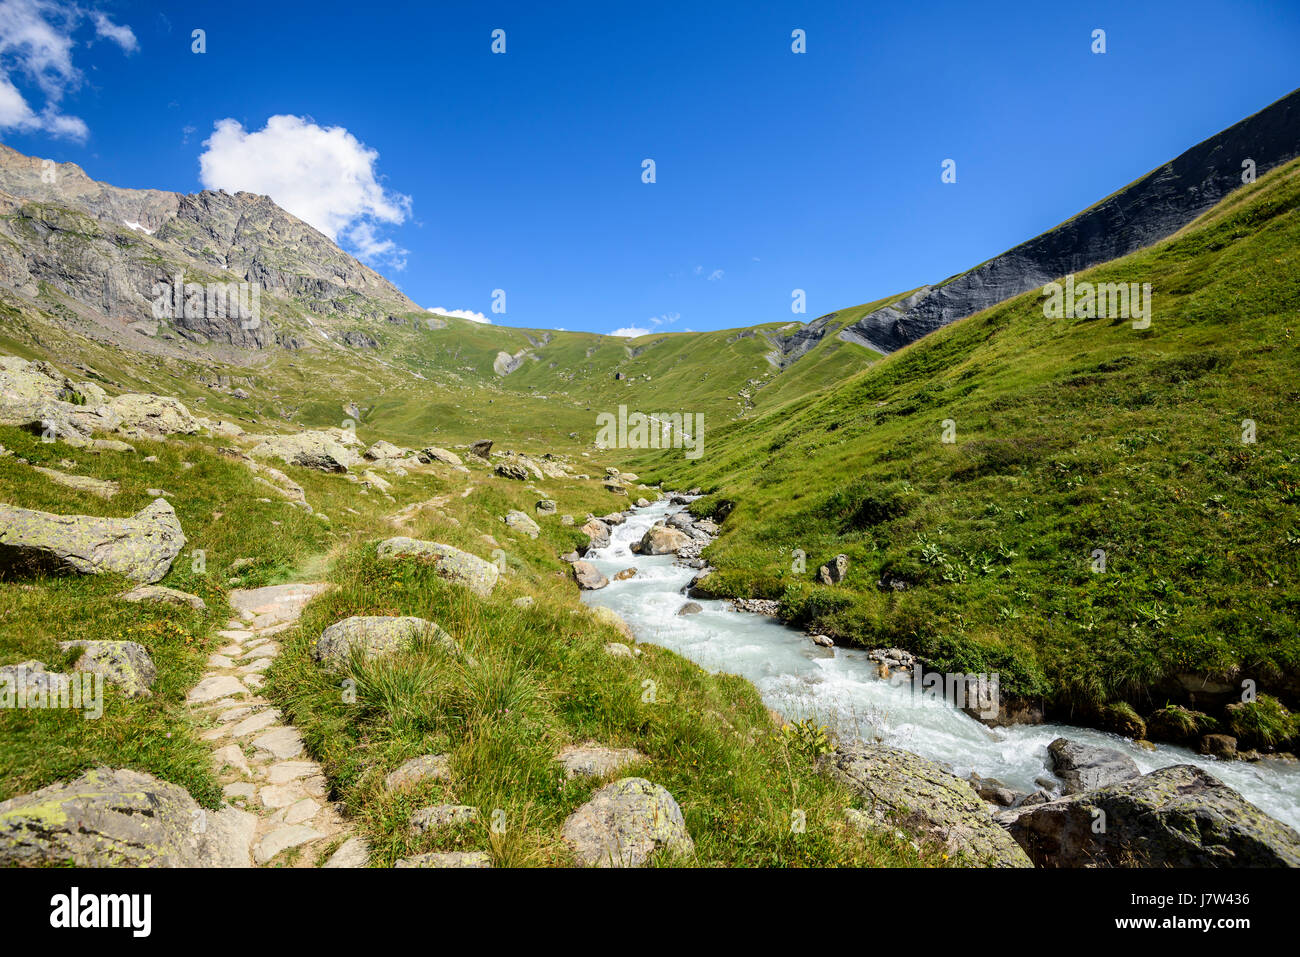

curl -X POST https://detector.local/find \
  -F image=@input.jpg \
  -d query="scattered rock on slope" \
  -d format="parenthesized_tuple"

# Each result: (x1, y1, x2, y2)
(561, 777, 694, 867)
(58, 640, 156, 697)
(249, 431, 363, 473)
(119, 584, 207, 611)
(376, 538, 499, 596)
(0, 498, 185, 583)
(503, 509, 540, 538)
(313, 616, 454, 668)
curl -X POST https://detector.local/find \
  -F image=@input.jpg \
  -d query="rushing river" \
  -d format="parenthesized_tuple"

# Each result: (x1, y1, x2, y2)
(581, 500, 1300, 832)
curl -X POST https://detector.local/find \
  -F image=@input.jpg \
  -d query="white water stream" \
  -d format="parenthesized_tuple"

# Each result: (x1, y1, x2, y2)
(581, 501, 1300, 832)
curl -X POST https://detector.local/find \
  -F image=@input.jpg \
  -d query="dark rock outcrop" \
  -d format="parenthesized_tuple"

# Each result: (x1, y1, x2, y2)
(838, 87, 1300, 353)
(1007, 764, 1300, 867)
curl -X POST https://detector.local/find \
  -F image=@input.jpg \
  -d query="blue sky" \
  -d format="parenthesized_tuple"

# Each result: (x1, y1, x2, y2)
(1, 0, 1297, 335)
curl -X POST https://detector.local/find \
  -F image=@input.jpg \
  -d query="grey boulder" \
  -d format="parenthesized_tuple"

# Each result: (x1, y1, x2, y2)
(0, 767, 254, 866)
(314, 616, 454, 668)
(1048, 737, 1141, 794)
(1007, 764, 1300, 867)
(821, 744, 1031, 867)
(561, 777, 694, 867)
(0, 498, 185, 583)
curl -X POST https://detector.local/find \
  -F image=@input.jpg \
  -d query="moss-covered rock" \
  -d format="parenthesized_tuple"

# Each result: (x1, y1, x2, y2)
(819, 744, 1031, 867)
(0, 767, 254, 866)
(1007, 764, 1300, 867)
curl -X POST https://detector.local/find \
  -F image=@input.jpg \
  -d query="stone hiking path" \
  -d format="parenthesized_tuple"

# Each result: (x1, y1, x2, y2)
(186, 582, 369, 868)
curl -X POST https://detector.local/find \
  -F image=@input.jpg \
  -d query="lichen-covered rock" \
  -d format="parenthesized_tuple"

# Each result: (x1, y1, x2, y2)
(384, 754, 452, 791)
(503, 509, 540, 538)
(119, 584, 207, 611)
(820, 744, 1031, 867)
(556, 744, 646, 780)
(0, 498, 185, 583)
(572, 560, 608, 590)
(0, 660, 71, 698)
(420, 446, 463, 467)
(818, 553, 849, 585)
(410, 804, 478, 832)
(364, 440, 410, 461)
(376, 537, 499, 596)
(1048, 737, 1140, 794)
(1007, 764, 1300, 867)
(561, 777, 694, 867)
(58, 640, 156, 697)
(536, 499, 556, 515)
(0, 767, 254, 866)
(107, 394, 198, 439)
(248, 431, 363, 473)
(395, 851, 491, 868)
(494, 462, 528, 481)
(638, 524, 690, 555)
(313, 616, 453, 669)
(32, 466, 119, 498)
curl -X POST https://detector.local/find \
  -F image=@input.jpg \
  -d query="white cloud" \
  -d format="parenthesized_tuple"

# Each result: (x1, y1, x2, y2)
(648, 312, 680, 327)
(0, 0, 135, 141)
(428, 306, 491, 325)
(91, 11, 136, 52)
(198, 114, 412, 268)
(609, 326, 650, 338)
(707, 269, 724, 281)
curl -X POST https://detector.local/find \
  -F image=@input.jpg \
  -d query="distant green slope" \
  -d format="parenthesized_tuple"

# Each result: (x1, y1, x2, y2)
(627, 157, 1300, 738)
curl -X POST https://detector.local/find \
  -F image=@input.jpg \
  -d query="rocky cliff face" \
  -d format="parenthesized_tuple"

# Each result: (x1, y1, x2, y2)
(838, 86, 1300, 353)
(0, 145, 420, 354)
(763, 313, 840, 368)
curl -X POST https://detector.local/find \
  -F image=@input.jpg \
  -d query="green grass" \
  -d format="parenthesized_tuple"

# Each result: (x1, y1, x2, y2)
(0, 418, 944, 865)
(627, 157, 1300, 746)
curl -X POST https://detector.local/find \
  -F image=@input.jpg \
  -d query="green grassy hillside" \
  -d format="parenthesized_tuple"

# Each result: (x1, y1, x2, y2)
(627, 158, 1300, 740)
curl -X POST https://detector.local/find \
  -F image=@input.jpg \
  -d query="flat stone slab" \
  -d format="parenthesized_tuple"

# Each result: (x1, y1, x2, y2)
(254, 825, 323, 864)
(283, 798, 321, 826)
(229, 583, 330, 627)
(395, 851, 492, 868)
(323, 836, 371, 868)
(211, 744, 250, 776)
(189, 675, 248, 703)
(252, 726, 304, 760)
(266, 761, 320, 785)
(229, 710, 280, 737)
(260, 783, 307, 809)
(222, 782, 257, 801)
